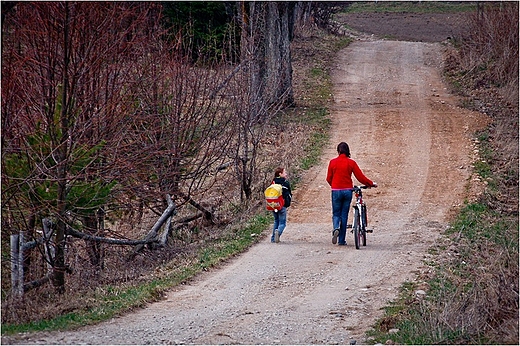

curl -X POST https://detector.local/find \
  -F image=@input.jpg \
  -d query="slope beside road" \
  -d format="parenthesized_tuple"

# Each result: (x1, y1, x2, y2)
(3, 40, 489, 345)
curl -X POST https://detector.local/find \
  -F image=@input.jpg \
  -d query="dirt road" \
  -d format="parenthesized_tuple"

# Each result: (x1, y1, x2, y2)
(5, 40, 489, 345)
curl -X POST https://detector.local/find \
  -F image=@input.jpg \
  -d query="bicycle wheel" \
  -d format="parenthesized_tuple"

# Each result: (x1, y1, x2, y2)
(361, 205, 367, 247)
(353, 207, 361, 249)
(361, 204, 368, 227)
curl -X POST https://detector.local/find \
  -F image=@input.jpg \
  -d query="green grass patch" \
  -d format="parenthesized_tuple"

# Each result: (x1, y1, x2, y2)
(449, 201, 518, 251)
(304, 66, 333, 105)
(309, 67, 326, 78)
(297, 34, 349, 172)
(472, 130, 495, 186)
(300, 108, 331, 170)
(2, 279, 173, 334)
(343, 1, 476, 14)
(198, 214, 269, 269)
(332, 37, 353, 51)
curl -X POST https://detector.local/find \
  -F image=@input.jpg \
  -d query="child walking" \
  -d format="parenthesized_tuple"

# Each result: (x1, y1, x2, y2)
(270, 167, 292, 243)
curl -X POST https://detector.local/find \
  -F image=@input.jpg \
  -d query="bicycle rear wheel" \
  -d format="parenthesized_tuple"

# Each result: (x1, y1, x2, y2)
(353, 207, 361, 249)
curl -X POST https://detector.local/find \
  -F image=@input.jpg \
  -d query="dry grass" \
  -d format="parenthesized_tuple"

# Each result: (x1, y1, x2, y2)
(432, 217, 518, 344)
(459, 3, 518, 87)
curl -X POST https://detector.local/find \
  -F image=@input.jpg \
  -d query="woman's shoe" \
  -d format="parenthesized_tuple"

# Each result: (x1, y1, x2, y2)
(332, 229, 339, 244)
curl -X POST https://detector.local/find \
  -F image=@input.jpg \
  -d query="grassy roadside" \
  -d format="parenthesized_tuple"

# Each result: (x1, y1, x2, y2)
(367, 142, 518, 343)
(1, 31, 351, 337)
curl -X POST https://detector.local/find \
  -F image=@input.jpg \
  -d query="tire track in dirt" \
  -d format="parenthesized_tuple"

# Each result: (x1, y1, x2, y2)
(3, 41, 489, 345)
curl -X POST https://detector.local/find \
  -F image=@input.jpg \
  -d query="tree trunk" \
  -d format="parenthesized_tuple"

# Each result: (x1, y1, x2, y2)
(52, 2, 72, 294)
(234, 1, 295, 202)
(265, 2, 294, 107)
(293, 1, 313, 31)
(84, 214, 104, 270)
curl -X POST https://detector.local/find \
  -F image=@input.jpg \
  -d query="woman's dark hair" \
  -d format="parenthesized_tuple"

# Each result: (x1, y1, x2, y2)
(337, 142, 351, 157)
(274, 167, 284, 178)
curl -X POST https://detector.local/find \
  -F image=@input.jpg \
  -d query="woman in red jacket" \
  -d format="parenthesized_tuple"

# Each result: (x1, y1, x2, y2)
(326, 142, 377, 245)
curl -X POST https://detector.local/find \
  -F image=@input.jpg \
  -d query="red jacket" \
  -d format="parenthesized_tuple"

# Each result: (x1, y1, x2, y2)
(326, 154, 374, 189)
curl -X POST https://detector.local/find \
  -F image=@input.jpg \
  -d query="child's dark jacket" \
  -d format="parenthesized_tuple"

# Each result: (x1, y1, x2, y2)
(273, 177, 292, 208)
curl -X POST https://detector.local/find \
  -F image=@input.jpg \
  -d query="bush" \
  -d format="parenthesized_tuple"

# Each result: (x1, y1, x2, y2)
(459, 2, 519, 88)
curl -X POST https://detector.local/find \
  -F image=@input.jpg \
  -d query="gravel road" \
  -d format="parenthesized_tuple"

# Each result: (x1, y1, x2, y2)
(3, 39, 489, 345)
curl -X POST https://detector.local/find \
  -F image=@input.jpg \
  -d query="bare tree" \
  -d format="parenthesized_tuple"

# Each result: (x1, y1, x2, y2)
(124, 29, 237, 220)
(265, 2, 295, 107)
(1, 2, 162, 293)
(2, 2, 245, 296)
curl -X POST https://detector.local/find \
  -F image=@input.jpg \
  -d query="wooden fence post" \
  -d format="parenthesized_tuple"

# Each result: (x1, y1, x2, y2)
(10, 233, 24, 297)
(42, 218, 55, 273)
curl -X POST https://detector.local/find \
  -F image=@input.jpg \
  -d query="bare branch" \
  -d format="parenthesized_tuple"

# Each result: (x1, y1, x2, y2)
(65, 227, 152, 246)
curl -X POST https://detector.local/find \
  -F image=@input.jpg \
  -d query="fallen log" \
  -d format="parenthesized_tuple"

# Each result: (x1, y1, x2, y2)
(132, 194, 176, 252)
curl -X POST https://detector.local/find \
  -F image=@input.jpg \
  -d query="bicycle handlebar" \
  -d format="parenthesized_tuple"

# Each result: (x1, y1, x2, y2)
(354, 184, 377, 190)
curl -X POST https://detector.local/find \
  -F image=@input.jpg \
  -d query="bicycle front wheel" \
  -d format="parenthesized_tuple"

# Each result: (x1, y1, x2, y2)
(361, 204, 367, 246)
(353, 207, 361, 250)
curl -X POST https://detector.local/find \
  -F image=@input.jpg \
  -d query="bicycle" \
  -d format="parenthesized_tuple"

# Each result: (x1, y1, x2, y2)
(348, 185, 373, 249)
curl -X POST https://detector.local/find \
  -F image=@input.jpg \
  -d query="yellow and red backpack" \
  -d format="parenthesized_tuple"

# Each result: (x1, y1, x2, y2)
(264, 183, 284, 212)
